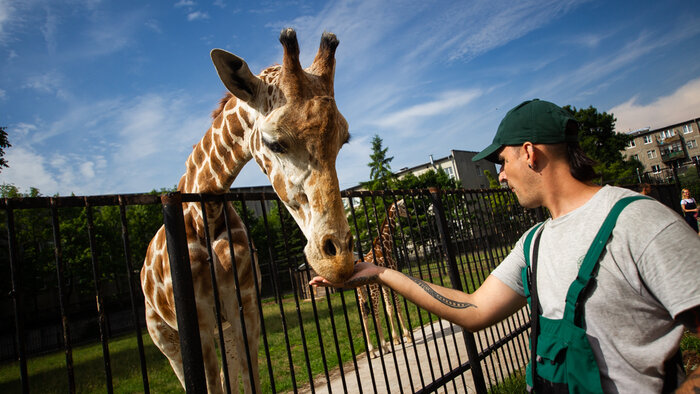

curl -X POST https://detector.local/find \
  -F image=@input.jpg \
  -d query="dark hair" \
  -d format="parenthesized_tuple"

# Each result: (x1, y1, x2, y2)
(548, 120, 598, 182)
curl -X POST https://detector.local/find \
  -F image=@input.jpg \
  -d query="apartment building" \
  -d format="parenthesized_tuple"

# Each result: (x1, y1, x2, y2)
(393, 149, 497, 190)
(622, 117, 700, 173)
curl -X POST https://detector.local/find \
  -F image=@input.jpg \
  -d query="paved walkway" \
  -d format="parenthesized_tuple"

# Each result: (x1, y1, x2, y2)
(298, 310, 530, 393)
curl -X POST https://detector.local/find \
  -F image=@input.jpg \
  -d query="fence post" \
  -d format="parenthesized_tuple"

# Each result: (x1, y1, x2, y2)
(161, 192, 207, 393)
(5, 202, 29, 394)
(428, 187, 488, 394)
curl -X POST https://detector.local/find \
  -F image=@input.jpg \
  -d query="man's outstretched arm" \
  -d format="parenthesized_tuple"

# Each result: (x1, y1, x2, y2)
(310, 261, 526, 332)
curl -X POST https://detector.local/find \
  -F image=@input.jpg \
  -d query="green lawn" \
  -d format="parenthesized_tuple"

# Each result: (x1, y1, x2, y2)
(0, 287, 444, 393)
(0, 253, 501, 393)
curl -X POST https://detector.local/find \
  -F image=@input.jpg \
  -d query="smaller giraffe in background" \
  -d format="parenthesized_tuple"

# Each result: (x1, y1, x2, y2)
(357, 199, 412, 358)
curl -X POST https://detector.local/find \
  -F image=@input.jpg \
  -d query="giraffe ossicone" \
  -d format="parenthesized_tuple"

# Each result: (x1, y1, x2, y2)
(141, 28, 354, 393)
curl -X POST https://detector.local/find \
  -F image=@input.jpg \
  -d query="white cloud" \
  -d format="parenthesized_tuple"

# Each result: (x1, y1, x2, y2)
(40, 6, 59, 54)
(0, 0, 13, 43)
(187, 11, 209, 21)
(373, 89, 482, 130)
(145, 18, 162, 34)
(611, 77, 700, 132)
(13, 122, 37, 137)
(0, 147, 60, 194)
(174, 0, 196, 7)
(0, 88, 5, 100)
(22, 71, 71, 100)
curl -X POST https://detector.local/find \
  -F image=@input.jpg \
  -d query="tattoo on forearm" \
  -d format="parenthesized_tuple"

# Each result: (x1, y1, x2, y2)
(407, 275, 476, 309)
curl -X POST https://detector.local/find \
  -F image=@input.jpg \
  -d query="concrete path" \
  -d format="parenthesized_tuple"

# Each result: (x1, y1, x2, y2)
(298, 310, 530, 393)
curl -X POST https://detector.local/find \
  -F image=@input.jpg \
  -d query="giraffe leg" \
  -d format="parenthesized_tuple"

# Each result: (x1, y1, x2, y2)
(393, 290, 413, 344)
(370, 284, 391, 356)
(145, 303, 186, 389)
(357, 287, 378, 358)
(381, 287, 400, 345)
(214, 236, 262, 394)
(383, 287, 413, 345)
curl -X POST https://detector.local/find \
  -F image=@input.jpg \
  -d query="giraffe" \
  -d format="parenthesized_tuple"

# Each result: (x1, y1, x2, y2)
(357, 199, 413, 358)
(140, 29, 355, 394)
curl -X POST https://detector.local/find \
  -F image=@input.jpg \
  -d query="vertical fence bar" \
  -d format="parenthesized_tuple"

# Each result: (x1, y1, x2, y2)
(118, 197, 151, 394)
(5, 202, 29, 393)
(428, 187, 487, 394)
(50, 198, 76, 394)
(84, 199, 114, 393)
(197, 196, 232, 394)
(160, 192, 207, 393)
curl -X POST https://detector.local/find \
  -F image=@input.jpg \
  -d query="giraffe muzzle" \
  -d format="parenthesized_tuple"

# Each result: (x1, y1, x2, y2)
(306, 231, 355, 283)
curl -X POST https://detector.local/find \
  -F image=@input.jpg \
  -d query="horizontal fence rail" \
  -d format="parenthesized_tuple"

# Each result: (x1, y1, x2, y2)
(0, 185, 676, 393)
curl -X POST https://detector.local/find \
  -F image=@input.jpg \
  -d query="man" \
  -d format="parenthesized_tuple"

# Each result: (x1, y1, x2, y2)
(311, 99, 700, 392)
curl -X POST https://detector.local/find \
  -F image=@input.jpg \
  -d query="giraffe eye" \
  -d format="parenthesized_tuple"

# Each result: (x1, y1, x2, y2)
(263, 138, 286, 154)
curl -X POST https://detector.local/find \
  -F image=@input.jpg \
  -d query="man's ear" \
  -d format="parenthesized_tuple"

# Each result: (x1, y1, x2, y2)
(522, 142, 538, 169)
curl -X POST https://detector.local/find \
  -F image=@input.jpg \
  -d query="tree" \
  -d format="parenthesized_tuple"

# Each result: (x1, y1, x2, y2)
(483, 169, 502, 189)
(363, 134, 395, 190)
(0, 125, 10, 172)
(395, 168, 459, 190)
(563, 105, 644, 184)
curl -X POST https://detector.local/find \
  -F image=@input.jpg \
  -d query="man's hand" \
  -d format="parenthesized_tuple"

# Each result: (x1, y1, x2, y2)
(309, 261, 384, 288)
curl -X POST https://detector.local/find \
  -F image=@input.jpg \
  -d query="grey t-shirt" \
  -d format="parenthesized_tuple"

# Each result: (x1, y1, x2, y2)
(492, 185, 700, 393)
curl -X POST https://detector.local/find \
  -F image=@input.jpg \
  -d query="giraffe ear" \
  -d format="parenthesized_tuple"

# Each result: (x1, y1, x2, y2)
(211, 49, 262, 104)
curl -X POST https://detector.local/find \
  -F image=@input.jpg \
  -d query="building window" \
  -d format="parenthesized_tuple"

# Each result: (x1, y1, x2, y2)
(651, 164, 661, 173)
(631, 154, 639, 161)
(626, 139, 636, 148)
(445, 167, 455, 178)
(643, 135, 653, 144)
(660, 129, 675, 139)
(684, 125, 694, 134)
(647, 149, 657, 159)
(687, 139, 697, 149)
(693, 155, 700, 163)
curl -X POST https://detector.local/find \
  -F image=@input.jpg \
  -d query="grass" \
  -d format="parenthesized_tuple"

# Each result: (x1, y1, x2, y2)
(0, 332, 182, 393)
(0, 286, 446, 393)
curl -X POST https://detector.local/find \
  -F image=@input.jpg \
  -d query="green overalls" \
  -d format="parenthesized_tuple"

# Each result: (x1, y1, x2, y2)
(521, 196, 649, 393)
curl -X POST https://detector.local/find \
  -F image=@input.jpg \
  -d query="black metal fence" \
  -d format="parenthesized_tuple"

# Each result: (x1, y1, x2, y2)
(0, 185, 676, 393)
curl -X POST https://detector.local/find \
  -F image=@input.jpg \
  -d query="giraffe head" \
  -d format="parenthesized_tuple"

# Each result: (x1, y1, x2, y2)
(392, 199, 408, 218)
(210, 29, 354, 283)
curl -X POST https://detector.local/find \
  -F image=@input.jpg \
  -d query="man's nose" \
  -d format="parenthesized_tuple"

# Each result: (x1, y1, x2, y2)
(498, 168, 506, 183)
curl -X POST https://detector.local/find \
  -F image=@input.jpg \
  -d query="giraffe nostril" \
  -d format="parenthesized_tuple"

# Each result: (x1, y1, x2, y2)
(323, 238, 337, 256)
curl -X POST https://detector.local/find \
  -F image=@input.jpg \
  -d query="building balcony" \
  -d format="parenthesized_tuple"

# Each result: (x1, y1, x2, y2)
(660, 149, 686, 162)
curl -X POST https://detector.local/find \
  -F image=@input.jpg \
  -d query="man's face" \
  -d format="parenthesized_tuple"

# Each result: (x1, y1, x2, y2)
(497, 145, 540, 208)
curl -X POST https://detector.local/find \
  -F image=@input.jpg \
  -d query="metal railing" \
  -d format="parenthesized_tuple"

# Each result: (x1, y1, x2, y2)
(1, 188, 543, 393)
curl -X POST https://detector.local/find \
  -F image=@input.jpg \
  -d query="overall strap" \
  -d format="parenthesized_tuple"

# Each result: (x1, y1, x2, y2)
(562, 196, 650, 324)
(524, 221, 545, 391)
(524, 222, 545, 269)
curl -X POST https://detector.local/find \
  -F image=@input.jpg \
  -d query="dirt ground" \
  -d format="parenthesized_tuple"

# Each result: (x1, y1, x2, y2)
(684, 349, 699, 375)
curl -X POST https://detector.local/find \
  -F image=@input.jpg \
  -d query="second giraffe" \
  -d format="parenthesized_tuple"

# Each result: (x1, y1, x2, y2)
(357, 199, 413, 358)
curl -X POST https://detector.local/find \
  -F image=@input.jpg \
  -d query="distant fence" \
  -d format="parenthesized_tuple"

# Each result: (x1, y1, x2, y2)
(0, 184, 681, 393)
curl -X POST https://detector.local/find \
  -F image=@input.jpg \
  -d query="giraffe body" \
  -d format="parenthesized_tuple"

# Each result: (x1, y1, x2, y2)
(357, 199, 413, 358)
(140, 29, 355, 393)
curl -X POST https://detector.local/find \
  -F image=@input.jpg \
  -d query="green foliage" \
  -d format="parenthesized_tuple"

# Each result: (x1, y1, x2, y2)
(563, 105, 644, 185)
(483, 169, 502, 189)
(362, 134, 395, 190)
(395, 167, 459, 190)
(0, 125, 10, 172)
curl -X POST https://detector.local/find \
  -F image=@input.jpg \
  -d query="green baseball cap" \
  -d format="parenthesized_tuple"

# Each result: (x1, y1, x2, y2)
(472, 99, 577, 163)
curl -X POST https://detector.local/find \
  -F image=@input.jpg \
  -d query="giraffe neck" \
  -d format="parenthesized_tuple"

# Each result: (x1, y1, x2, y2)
(373, 206, 399, 252)
(178, 99, 254, 194)
(178, 67, 282, 194)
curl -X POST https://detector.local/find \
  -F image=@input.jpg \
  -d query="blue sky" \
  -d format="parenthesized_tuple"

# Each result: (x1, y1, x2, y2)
(1, 0, 699, 196)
